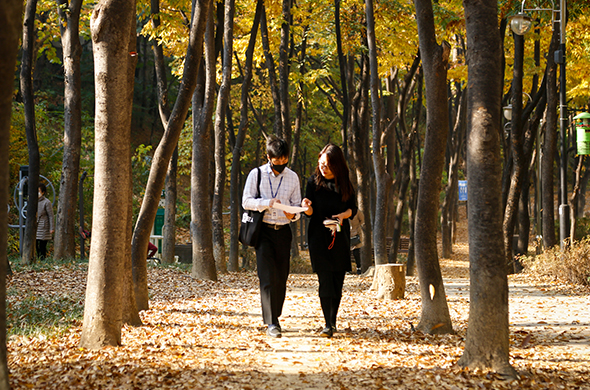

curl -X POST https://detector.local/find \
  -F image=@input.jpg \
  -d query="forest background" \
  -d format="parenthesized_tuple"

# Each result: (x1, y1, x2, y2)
(8, 0, 590, 265)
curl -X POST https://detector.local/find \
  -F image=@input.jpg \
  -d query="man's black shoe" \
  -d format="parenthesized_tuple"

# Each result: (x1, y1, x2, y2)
(267, 324, 282, 338)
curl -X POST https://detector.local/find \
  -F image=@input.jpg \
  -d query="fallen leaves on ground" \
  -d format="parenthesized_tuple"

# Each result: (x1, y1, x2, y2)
(6, 258, 590, 389)
(6, 208, 589, 389)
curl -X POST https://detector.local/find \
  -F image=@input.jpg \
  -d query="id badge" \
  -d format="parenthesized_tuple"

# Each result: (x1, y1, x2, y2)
(270, 208, 279, 219)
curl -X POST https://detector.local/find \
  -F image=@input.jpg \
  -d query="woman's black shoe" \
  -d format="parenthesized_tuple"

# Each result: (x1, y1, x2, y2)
(320, 326, 333, 338)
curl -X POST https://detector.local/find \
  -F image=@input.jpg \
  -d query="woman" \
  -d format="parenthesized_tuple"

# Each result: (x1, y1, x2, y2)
(36, 183, 54, 260)
(302, 144, 357, 338)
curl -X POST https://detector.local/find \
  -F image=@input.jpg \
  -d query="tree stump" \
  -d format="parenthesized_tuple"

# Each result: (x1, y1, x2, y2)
(372, 264, 406, 300)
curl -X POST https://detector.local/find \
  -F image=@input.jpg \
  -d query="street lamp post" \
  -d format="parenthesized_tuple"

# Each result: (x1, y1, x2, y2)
(557, 0, 569, 249)
(510, 0, 568, 248)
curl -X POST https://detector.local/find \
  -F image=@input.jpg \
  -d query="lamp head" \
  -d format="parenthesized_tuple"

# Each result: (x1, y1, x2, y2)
(511, 12, 533, 35)
(503, 104, 513, 121)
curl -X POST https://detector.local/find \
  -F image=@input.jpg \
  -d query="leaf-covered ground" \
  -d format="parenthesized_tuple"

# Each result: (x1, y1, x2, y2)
(6, 213, 590, 389)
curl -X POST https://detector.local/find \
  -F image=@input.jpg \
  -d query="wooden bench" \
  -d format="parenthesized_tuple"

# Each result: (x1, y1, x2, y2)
(385, 236, 410, 255)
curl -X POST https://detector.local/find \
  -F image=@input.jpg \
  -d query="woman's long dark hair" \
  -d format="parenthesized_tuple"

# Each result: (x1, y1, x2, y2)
(314, 144, 354, 201)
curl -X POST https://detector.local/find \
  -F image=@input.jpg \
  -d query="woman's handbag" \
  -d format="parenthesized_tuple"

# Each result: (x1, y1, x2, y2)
(239, 168, 264, 247)
(350, 235, 361, 247)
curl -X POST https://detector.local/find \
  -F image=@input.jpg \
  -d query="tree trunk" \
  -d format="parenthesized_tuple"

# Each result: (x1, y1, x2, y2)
(80, 0, 137, 348)
(365, 0, 388, 267)
(54, 0, 83, 260)
(0, 1, 23, 386)
(150, 0, 176, 265)
(20, 0, 40, 265)
(191, 8, 217, 281)
(542, 28, 559, 249)
(123, 165, 141, 326)
(334, 0, 349, 156)
(458, 0, 516, 378)
(131, 0, 212, 310)
(388, 55, 421, 264)
(212, 0, 235, 273)
(406, 141, 419, 276)
(162, 149, 178, 264)
(350, 54, 372, 274)
(259, 5, 282, 137)
(414, 0, 452, 335)
(570, 156, 583, 240)
(278, 0, 291, 144)
(441, 86, 466, 258)
(228, 0, 262, 271)
(503, 32, 526, 274)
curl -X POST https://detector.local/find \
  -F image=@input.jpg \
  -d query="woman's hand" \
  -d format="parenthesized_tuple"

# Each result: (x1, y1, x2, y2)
(332, 209, 352, 225)
(301, 198, 313, 215)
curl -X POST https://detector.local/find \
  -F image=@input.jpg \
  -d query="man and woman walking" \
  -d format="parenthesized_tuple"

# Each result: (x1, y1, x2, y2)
(242, 138, 356, 339)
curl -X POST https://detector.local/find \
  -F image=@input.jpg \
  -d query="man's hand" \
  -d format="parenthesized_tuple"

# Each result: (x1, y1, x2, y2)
(284, 212, 295, 220)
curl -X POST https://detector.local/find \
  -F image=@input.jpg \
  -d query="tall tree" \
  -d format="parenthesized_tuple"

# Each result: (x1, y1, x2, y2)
(148, 0, 177, 265)
(502, 32, 526, 273)
(278, 0, 292, 144)
(191, 7, 217, 281)
(542, 27, 560, 249)
(441, 85, 466, 258)
(0, 1, 24, 386)
(365, 0, 387, 266)
(413, 0, 453, 334)
(53, 0, 84, 260)
(80, 0, 138, 348)
(458, 0, 517, 378)
(211, 0, 235, 273)
(20, 0, 40, 265)
(131, 0, 213, 310)
(227, 0, 263, 271)
(334, 0, 349, 156)
(259, 4, 282, 137)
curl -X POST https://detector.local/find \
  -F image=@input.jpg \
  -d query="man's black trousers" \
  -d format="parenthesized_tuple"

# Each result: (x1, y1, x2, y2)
(255, 224, 292, 326)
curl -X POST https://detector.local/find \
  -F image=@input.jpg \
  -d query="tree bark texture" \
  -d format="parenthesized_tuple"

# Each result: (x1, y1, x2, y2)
(334, 0, 349, 156)
(191, 8, 217, 281)
(349, 55, 372, 273)
(278, 0, 292, 144)
(441, 87, 466, 258)
(365, 0, 388, 266)
(259, 6, 282, 138)
(150, 0, 176, 265)
(502, 32, 526, 274)
(542, 28, 559, 249)
(228, 0, 262, 271)
(80, 0, 137, 348)
(20, 0, 40, 265)
(54, 0, 84, 260)
(388, 56, 421, 264)
(0, 1, 23, 386)
(458, 0, 516, 378)
(131, 0, 212, 310)
(414, 0, 453, 335)
(211, 0, 235, 273)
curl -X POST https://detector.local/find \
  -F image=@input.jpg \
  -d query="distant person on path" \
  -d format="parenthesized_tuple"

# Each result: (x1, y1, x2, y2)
(36, 183, 54, 260)
(242, 137, 302, 338)
(349, 209, 364, 274)
(301, 144, 357, 338)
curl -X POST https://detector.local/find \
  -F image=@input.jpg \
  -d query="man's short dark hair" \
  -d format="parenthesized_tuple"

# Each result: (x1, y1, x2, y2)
(38, 183, 47, 194)
(266, 136, 289, 159)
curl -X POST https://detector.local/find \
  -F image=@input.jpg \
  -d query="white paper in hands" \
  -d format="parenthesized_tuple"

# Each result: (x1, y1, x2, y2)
(272, 202, 309, 214)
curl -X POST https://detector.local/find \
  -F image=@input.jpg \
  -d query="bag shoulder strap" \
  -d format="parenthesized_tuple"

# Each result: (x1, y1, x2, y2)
(256, 167, 261, 198)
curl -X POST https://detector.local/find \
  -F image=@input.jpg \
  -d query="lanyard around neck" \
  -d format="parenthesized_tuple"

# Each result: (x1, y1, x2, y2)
(269, 175, 284, 199)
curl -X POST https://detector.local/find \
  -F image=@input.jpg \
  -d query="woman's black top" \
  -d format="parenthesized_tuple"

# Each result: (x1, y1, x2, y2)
(305, 175, 357, 273)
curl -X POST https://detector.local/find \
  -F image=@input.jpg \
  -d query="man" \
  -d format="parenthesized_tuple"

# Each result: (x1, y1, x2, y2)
(242, 137, 302, 338)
